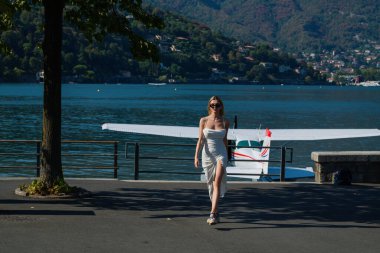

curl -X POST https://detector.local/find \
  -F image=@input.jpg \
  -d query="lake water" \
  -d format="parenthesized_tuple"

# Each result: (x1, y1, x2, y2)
(1, 83, 379, 180)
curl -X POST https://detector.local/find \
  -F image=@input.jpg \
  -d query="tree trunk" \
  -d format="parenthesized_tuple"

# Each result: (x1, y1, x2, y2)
(40, 0, 65, 187)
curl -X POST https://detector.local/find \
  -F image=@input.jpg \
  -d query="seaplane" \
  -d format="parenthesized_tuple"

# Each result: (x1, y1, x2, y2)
(101, 123, 380, 181)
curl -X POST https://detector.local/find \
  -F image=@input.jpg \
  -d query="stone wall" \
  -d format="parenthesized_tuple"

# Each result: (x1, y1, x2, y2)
(311, 151, 380, 183)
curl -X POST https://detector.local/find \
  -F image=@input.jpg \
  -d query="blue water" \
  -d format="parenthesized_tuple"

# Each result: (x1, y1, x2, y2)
(1, 83, 380, 179)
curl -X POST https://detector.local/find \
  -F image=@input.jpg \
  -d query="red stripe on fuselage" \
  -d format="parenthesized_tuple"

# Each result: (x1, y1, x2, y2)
(232, 152, 256, 160)
(261, 148, 269, 156)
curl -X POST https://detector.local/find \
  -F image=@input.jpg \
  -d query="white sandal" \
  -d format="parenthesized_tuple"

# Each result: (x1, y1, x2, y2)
(206, 212, 219, 225)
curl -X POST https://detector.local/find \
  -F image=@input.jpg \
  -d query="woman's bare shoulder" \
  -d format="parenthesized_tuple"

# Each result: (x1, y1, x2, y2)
(200, 116, 209, 123)
(198, 116, 209, 128)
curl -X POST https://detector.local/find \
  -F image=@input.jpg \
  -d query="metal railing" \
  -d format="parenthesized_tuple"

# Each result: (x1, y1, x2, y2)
(0, 140, 119, 178)
(125, 142, 293, 181)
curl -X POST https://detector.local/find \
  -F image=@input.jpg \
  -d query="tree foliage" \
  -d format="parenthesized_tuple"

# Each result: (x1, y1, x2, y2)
(359, 68, 380, 81)
(0, 0, 164, 60)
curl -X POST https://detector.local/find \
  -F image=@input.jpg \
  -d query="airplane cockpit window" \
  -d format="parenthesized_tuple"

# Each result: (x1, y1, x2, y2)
(237, 140, 250, 148)
(249, 141, 262, 151)
(236, 140, 262, 151)
(249, 141, 260, 147)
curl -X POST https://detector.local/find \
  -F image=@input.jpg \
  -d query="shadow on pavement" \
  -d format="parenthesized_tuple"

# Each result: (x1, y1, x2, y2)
(1, 180, 380, 230)
(75, 183, 380, 229)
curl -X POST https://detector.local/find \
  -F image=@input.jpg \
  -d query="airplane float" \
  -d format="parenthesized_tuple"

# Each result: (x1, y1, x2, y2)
(102, 123, 380, 181)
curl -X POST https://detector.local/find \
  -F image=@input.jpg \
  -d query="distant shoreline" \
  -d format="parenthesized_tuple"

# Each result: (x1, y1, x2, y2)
(0, 81, 334, 86)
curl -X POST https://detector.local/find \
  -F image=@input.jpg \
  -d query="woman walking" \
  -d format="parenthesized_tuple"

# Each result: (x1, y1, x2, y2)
(194, 96, 229, 225)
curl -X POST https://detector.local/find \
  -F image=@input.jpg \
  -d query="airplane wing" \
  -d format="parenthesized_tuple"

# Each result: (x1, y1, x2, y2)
(102, 123, 380, 141)
(231, 128, 380, 141)
(102, 123, 199, 138)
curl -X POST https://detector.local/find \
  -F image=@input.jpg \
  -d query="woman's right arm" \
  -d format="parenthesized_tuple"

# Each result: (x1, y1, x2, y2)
(194, 118, 205, 168)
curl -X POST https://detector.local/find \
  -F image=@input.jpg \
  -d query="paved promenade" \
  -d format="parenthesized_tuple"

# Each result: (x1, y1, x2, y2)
(1, 179, 379, 253)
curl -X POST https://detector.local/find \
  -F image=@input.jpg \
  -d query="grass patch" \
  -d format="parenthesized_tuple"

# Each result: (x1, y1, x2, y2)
(19, 179, 79, 196)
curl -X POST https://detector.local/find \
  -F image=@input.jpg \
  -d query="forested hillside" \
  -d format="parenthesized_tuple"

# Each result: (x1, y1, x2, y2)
(145, 0, 380, 52)
(0, 6, 322, 84)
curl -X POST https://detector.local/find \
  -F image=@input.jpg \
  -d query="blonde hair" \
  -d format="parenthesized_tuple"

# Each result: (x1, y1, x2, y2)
(207, 95, 224, 116)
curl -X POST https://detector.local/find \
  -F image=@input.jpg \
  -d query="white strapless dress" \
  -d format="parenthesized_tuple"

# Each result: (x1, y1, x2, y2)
(202, 128, 227, 200)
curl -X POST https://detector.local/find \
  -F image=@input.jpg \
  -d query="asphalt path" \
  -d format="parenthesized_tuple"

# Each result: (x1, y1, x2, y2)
(1, 179, 379, 253)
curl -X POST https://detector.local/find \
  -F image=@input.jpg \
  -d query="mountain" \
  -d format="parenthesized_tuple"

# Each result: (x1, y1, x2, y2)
(1, 7, 323, 84)
(144, 0, 380, 52)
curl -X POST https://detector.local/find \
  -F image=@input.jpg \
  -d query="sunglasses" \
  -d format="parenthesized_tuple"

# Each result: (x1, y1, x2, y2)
(209, 103, 221, 108)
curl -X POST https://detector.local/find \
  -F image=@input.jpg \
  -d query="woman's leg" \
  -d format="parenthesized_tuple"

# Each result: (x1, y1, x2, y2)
(211, 160, 224, 214)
